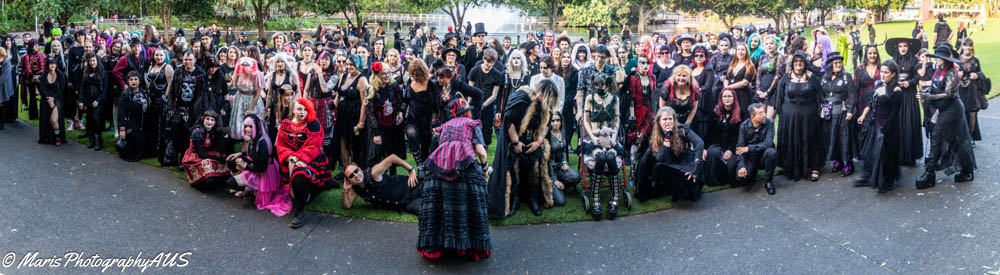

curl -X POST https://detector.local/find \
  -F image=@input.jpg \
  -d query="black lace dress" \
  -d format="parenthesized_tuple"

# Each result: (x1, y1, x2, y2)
(893, 55, 924, 165)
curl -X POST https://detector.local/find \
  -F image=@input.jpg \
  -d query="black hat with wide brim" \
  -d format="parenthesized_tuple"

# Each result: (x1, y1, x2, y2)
(474, 22, 487, 36)
(927, 43, 960, 64)
(824, 51, 845, 68)
(885, 38, 921, 58)
(676, 34, 695, 45)
(442, 47, 461, 57)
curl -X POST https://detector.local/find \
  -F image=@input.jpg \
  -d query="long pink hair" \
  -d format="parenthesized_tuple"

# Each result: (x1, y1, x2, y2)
(232, 57, 263, 90)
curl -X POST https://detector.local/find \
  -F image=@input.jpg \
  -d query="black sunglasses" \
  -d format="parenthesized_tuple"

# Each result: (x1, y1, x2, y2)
(348, 167, 362, 178)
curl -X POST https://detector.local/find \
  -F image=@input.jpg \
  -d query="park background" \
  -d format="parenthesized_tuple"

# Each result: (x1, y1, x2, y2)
(3, 0, 999, 224)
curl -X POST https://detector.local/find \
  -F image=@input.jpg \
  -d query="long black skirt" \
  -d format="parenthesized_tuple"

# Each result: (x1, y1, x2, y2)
(864, 125, 900, 190)
(822, 112, 856, 164)
(417, 167, 492, 256)
(897, 87, 923, 164)
(777, 103, 825, 180)
(38, 100, 65, 144)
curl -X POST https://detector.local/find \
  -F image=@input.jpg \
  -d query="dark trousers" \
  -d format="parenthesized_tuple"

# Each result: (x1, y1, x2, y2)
(290, 171, 321, 210)
(83, 105, 103, 136)
(550, 166, 581, 206)
(704, 145, 739, 186)
(735, 148, 777, 186)
(21, 83, 38, 119)
(480, 104, 495, 146)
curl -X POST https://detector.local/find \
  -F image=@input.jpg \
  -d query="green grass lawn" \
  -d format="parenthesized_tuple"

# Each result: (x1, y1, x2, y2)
(803, 19, 1000, 99)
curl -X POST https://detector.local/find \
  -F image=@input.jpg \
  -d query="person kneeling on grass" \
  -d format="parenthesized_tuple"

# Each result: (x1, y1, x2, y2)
(225, 114, 291, 216)
(341, 154, 422, 214)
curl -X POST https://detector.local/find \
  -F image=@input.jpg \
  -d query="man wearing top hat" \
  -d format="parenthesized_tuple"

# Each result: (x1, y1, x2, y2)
(463, 23, 488, 72)
(730, 25, 745, 45)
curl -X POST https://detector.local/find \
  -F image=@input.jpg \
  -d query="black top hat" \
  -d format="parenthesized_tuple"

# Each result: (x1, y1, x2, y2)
(928, 43, 960, 64)
(885, 38, 920, 58)
(730, 25, 743, 32)
(473, 23, 487, 36)
(240, 31, 248, 37)
(521, 41, 537, 51)
(824, 51, 845, 68)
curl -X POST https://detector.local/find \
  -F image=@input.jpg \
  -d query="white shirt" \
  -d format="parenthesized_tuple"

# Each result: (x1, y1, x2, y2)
(530, 73, 566, 110)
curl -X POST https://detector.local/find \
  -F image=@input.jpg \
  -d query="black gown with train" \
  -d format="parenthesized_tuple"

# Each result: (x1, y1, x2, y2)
(892, 54, 923, 165)
(774, 72, 824, 181)
(861, 81, 902, 192)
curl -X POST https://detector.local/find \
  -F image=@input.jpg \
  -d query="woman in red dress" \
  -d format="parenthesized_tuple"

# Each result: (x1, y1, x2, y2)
(182, 110, 232, 189)
(276, 98, 332, 229)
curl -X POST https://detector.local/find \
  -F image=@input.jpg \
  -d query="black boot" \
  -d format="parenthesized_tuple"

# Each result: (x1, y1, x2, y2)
(915, 169, 936, 189)
(86, 134, 96, 148)
(93, 134, 103, 151)
(289, 205, 306, 229)
(955, 171, 974, 183)
(606, 175, 620, 220)
(527, 179, 542, 216)
(765, 181, 776, 195)
(590, 175, 602, 221)
(507, 177, 520, 217)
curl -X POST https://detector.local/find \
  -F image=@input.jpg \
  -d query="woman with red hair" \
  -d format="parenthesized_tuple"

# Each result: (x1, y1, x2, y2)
(703, 88, 742, 186)
(276, 97, 332, 229)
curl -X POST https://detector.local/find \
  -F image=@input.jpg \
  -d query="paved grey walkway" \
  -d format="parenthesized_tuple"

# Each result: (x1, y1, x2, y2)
(2, 106, 1000, 274)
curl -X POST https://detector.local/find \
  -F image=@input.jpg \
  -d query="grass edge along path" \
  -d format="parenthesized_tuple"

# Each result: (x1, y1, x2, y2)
(16, 108, 734, 225)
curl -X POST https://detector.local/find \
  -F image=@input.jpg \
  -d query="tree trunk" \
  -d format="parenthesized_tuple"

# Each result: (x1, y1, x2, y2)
(256, 6, 266, 41)
(772, 14, 783, 33)
(638, 7, 651, 35)
(160, 3, 172, 32)
(717, 13, 732, 29)
(548, 1, 557, 30)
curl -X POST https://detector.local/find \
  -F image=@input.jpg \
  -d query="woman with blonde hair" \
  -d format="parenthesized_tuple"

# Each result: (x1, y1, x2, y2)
(363, 62, 406, 166)
(660, 65, 699, 126)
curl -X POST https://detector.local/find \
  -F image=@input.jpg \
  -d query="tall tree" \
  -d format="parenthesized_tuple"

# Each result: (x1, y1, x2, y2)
(219, 0, 283, 39)
(405, 0, 482, 33)
(676, 0, 747, 29)
(844, 0, 907, 22)
(807, 0, 841, 26)
(631, 0, 667, 35)
(504, 0, 585, 30)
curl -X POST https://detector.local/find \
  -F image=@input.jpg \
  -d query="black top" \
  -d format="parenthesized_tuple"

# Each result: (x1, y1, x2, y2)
(468, 65, 503, 106)
(40, 72, 66, 101)
(117, 87, 150, 132)
(405, 81, 442, 127)
(240, 137, 272, 173)
(353, 168, 415, 208)
(653, 124, 704, 174)
(737, 118, 774, 154)
(190, 127, 226, 162)
(709, 113, 741, 151)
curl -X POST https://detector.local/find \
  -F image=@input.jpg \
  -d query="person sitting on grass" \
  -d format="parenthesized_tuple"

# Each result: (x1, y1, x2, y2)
(226, 114, 290, 216)
(341, 154, 422, 214)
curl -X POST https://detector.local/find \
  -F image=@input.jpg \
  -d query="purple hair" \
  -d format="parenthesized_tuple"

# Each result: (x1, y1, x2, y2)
(815, 35, 833, 71)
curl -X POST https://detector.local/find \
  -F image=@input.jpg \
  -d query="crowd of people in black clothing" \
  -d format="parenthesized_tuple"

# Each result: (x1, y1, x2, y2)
(0, 14, 987, 261)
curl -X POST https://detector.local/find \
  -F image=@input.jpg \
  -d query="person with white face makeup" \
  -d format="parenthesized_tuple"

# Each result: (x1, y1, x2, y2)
(181, 110, 232, 189)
